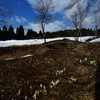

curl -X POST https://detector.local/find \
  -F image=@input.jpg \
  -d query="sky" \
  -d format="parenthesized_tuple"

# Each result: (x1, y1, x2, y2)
(0, 0, 99, 33)
(3, 0, 69, 33)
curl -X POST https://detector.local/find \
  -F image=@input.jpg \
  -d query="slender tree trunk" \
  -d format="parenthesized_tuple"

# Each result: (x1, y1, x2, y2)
(95, 25, 98, 38)
(41, 21, 46, 43)
(43, 32, 46, 43)
(79, 28, 82, 37)
(95, 30, 97, 38)
(75, 29, 79, 41)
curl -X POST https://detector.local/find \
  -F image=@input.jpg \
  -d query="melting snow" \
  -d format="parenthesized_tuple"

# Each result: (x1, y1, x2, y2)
(4, 54, 33, 61)
(20, 54, 33, 58)
(5, 58, 15, 60)
(0, 36, 99, 47)
(90, 38, 100, 42)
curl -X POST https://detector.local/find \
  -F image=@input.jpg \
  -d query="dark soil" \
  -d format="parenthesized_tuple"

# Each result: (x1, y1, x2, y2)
(0, 39, 100, 100)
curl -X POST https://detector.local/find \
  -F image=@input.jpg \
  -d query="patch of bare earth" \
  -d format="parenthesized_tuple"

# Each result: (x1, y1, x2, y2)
(0, 39, 100, 100)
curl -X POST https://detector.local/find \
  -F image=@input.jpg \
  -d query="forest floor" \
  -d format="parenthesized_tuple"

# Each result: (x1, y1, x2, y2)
(0, 39, 100, 100)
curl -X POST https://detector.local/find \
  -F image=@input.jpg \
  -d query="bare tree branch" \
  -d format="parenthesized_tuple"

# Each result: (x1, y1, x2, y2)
(0, 0, 13, 25)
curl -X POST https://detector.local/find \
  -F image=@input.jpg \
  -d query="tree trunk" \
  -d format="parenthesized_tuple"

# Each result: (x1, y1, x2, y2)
(41, 22, 46, 43)
(79, 28, 82, 37)
(95, 29, 97, 38)
(43, 32, 46, 43)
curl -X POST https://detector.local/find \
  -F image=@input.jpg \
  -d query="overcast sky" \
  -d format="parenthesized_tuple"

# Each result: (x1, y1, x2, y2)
(1, 0, 99, 32)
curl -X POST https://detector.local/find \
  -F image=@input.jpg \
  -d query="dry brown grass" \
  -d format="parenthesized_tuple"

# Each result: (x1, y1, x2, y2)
(0, 39, 99, 100)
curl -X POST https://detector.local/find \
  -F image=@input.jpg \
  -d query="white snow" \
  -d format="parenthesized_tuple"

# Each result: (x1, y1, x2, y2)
(20, 54, 33, 58)
(90, 38, 100, 42)
(0, 36, 99, 47)
(0, 38, 63, 47)
(4, 54, 33, 61)
(5, 58, 15, 60)
(78, 36, 95, 42)
(0, 39, 43, 47)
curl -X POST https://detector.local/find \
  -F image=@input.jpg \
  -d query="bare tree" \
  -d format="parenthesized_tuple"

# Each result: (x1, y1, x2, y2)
(64, 0, 97, 41)
(91, 14, 100, 37)
(91, 1, 100, 37)
(69, 10, 81, 41)
(0, 0, 12, 25)
(33, 0, 54, 43)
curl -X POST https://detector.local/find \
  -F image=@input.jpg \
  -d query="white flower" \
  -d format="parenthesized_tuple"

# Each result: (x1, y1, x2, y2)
(30, 85, 32, 89)
(64, 68, 66, 71)
(84, 58, 87, 61)
(17, 89, 21, 96)
(80, 59, 83, 63)
(43, 86, 46, 90)
(25, 96, 28, 100)
(70, 77, 77, 82)
(55, 80, 60, 85)
(33, 94, 37, 99)
(50, 85, 53, 89)
(40, 84, 43, 88)
(51, 81, 55, 86)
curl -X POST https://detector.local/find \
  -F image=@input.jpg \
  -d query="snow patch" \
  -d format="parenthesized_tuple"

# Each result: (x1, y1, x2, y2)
(90, 38, 100, 42)
(4, 58, 15, 61)
(78, 36, 95, 42)
(4, 54, 33, 61)
(20, 54, 33, 58)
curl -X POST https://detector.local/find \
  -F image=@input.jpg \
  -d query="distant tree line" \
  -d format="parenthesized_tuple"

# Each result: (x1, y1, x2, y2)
(0, 25, 100, 40)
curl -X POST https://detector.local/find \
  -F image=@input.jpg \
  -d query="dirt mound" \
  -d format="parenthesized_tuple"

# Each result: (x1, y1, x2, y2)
(0, 40, 99, 100)
(0, 45, 47, 60)
(74, 42, 100, 57)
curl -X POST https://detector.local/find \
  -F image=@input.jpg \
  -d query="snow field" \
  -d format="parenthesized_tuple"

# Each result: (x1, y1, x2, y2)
(0, 36, 99, 47)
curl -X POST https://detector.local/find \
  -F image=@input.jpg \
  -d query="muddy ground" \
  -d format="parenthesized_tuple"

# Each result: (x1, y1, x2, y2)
(0, 39, 100, 100)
